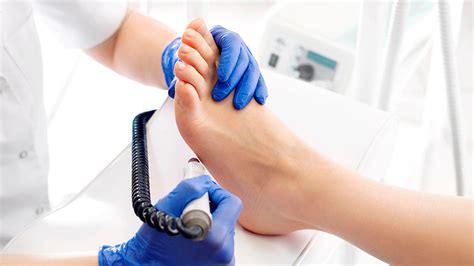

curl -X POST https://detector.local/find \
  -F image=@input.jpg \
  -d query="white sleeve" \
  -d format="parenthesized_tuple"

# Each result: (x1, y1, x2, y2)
(33, 0, 128, 49)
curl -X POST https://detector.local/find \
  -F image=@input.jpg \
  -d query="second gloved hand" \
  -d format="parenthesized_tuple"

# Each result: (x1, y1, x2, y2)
(163, 25, 268, 110)
(99, 175, 242, 266)
(210, 25, 268, 109)
(162, 36, 181, 94)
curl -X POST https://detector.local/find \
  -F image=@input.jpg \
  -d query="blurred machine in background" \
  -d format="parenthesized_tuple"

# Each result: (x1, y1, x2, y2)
(259, 19, 354, 93)
(259, 2, 357, 94)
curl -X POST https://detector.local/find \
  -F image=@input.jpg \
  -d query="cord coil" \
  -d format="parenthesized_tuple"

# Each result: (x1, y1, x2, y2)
(131, 110, 204, 239)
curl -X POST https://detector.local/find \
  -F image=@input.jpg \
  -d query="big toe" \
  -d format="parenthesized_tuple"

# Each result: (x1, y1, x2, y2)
(186, 17, 219, 53)
(174, 79, 207, 140)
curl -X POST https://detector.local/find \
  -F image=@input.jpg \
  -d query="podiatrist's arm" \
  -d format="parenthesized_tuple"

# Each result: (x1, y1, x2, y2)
(88, 13, 267, 109)
(0, 252, 97, 265)
(0, 176, 241, 265)
(86, 10, 176, 89)
(34, 1, 266, 108)
(289, 151, 474, 264)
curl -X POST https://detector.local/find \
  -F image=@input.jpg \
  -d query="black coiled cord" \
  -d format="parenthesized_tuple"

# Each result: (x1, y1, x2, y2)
(131, 110, 204, 240)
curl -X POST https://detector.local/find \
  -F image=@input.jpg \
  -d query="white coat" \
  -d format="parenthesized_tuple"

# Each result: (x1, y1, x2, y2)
(0, 0, 126, 246)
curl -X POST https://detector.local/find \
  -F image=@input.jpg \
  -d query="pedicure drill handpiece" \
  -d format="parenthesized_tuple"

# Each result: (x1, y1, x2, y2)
(181, 158, 212, 241)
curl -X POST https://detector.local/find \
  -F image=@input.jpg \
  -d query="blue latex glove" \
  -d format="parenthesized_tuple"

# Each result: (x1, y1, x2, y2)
(210, 25, 268, 109)
(98, 175, 242, 266)
(163, 27, 268, 110)
(162, 37, 181, 94)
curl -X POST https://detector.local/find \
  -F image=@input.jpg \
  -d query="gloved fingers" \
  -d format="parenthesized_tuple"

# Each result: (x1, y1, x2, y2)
(204, 225, 235, 265)
(254, 75, 268, 104)
(208, 182, 242, 229)
(168, 78, 177, 98)
(216, 233, 235, 265)
(209, 25, 226, 49)
(162, 37, 182, 87)
(182, 28, 215, 66)
(204, 187, 240, 264)
(178, 43, 209, 77)
(233, 59, 260, 110)
(155, 175, 213, 217)
(212, 80, 230, 102)
(211, 26, 241, 82)
(212, 46, 249, 102)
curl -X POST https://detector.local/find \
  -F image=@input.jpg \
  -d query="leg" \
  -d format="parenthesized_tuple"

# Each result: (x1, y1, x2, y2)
(173, 23, 474, 265)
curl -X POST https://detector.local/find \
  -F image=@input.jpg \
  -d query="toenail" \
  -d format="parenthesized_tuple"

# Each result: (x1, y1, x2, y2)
(186, 30, 196, 38)
(197, 23, 208, 35)
(177, 61, 186, 70)
(181, 44, 190, 53)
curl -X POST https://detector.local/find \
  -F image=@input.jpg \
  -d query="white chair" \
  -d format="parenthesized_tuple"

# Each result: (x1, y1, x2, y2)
(3, 69, 397, 264)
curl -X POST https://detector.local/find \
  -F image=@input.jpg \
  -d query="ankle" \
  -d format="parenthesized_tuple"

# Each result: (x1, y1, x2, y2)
(279, 143, 338, 230)
(267, 139, 313, 225)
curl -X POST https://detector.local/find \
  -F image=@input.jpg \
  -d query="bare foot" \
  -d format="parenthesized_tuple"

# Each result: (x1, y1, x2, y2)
(173, 19, 313, 235)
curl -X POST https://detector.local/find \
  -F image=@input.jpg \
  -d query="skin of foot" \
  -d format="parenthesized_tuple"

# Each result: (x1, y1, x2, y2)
(172, 18, 323, 235)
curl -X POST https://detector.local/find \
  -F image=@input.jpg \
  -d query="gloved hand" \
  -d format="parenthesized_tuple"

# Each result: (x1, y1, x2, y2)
(99, 175, 242, 266)
(163, 26, 268, 110)
(210, 25, 268, 109)
(162, 37, 181, 95)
